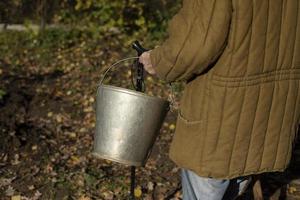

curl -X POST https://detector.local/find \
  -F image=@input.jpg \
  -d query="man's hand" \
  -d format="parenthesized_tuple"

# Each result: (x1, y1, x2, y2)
(139, 51, 156, 75)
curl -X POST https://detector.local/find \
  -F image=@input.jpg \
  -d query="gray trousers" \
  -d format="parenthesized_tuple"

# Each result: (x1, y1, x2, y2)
(181, 169, 250, 200)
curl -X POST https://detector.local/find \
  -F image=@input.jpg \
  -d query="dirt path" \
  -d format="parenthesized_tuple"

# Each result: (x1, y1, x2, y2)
(0, 24, 63, 32)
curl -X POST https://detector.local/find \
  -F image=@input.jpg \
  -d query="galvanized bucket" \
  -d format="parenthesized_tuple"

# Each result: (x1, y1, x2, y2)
(92, 57, 169, 166)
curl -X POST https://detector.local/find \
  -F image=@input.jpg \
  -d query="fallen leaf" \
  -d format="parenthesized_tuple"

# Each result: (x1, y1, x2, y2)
(169, 124, 176, 130)
(79, 128, 87, 133)
(70, 155, 81, 165)
(32, 191, 42, 200)
(11, 195, 21, 200)
(11, 154, 20, 165)
(28, 185, 35, 190)
(147, 182, 154, 191)
(79, 195, 91, 200)
(5, 186, 15, 196)
(47, 112, 53, 117)
(288, 186, 297, 194)
(171, 167, 179, 173)
(102, 191, 114, 200)
(69, 132, 77, 138)
(56, 114, 63, 123)
(0, 177, 15, 187)
(89, 97, 95, 103)
(31, 145, 38, 151)
(134, 186, 142, 198)
(147, 76, 153, 82)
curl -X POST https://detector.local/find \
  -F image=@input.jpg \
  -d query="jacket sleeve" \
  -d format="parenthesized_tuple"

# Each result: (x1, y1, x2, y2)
(150, 0, 232, 82)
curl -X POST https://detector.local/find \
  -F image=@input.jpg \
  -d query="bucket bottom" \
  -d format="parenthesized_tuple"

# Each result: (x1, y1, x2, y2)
(91, 152, 143, 167)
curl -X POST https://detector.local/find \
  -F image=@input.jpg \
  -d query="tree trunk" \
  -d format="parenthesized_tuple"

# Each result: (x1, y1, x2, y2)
(39, 0, 47, 31)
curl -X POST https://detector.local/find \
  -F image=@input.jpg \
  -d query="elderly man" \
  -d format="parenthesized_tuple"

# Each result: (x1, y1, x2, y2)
(139, 0, 300, 199)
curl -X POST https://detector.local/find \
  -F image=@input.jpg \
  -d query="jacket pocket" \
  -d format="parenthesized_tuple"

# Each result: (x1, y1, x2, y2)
(169, 111, 205, 171)
(179, 75, 208, 122)
(178, 110, 204, 124)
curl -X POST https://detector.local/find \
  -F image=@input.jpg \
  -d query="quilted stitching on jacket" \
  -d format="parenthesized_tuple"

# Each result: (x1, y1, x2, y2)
(151, 0, 300, 179)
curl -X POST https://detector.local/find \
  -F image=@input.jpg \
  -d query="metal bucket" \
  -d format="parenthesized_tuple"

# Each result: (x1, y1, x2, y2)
(92, 58, 169, 166)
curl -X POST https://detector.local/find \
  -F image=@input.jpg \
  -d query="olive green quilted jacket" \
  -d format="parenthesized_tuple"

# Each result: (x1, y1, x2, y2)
(150, 0, 300, 179)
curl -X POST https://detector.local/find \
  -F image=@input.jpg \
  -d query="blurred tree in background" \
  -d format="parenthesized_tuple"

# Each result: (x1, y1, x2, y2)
(0, 0, 181, 39)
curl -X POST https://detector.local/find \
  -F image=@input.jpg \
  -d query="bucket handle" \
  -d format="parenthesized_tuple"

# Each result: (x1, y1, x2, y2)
(98, 56, 178, 112)
(98, 57, 139, 86)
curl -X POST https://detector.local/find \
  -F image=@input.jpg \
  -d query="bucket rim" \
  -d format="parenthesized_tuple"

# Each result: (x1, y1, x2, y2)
(99, 84, 169, 104)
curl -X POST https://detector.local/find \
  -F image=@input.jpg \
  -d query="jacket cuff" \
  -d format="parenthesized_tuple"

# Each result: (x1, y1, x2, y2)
(150, 47, 173, 82)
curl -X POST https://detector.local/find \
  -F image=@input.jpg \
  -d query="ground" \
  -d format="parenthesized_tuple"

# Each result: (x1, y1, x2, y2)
(0, 30, 299, 199)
